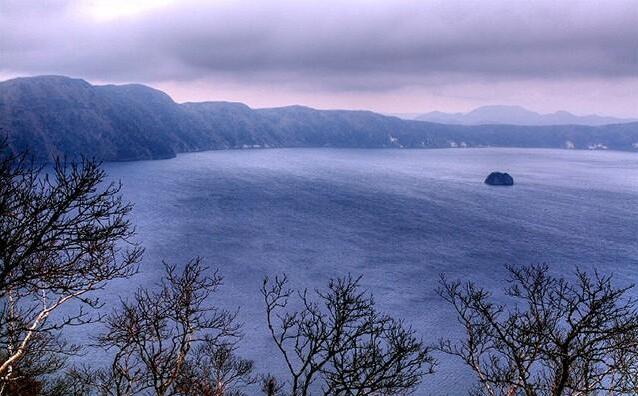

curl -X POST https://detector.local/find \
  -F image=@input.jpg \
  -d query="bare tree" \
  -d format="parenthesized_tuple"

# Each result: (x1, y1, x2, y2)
(262, 274, 434, 395)
(260, 374, 285, 396)
(0, 331, 67, 395)
(175, 340, 257, 396)
(438, 264, 638, 396)
(90, 258, 241, 396)
(0, 144, 143, 393)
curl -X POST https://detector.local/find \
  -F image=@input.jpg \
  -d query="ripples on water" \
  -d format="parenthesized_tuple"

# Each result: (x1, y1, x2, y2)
(85, 148, 638, 394)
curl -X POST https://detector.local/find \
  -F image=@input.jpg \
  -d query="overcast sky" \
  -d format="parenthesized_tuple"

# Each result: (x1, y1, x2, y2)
(1, 0, 636, 116)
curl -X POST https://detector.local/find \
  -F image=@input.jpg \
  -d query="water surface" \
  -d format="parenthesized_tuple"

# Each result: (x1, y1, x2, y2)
(95, 148, 638, 394)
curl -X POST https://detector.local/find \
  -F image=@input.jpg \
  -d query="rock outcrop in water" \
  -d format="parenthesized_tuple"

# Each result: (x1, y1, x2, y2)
(485, 172, 514, 186)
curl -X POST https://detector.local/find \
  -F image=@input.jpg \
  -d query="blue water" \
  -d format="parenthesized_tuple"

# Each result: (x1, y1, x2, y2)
(87, 148, 637, 394)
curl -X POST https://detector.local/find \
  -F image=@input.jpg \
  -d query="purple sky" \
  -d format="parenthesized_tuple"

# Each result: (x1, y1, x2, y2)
(1, 0, 637, 116)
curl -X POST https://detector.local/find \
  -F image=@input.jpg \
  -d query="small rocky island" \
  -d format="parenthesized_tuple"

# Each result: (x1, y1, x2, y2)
(485, 172, 514, 186)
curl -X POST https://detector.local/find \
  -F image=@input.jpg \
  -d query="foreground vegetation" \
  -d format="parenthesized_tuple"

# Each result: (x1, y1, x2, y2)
(1, 147, 637, 395)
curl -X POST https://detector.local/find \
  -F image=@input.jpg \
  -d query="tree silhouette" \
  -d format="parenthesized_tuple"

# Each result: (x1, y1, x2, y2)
(262, 274, 434, 395)
(438, 264, 638, 396)
(88, 259, 243, 396)
(0, 143, 142, 393)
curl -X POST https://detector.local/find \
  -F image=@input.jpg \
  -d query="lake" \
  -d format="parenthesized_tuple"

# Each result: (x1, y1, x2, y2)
(91, 148, 638, 394)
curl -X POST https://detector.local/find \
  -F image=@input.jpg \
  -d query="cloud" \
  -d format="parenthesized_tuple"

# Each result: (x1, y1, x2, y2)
(0, 0, 636, 115)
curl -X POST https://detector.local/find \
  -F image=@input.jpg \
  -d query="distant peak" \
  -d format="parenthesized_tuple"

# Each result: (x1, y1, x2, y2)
(260, 104, 316, 112)
(182, 101, 253, 112)
(468, 105, 536, 115)
(98, 82, 167, 95)
(415, 104, 636, 126)
(183, 100, 250, 107)
(2, 75, 91, 86)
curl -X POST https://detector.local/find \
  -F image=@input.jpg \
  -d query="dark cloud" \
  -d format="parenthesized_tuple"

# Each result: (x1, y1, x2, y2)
(0, 0, 636, 114)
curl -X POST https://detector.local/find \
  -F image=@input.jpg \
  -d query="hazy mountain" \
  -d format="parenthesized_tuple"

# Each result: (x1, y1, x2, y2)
(415, 105, 637, 126)
(385, 112, 422, 120)
(1, 76, 637, 162)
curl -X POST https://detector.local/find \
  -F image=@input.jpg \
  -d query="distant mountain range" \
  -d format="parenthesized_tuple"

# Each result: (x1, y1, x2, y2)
(411, 105, 637, 126)
(1, 76, 637, 162)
